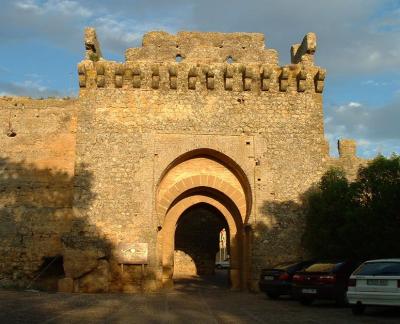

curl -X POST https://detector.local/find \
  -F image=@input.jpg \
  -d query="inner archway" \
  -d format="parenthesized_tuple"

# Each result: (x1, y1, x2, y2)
(174, 203, 229, 285)
(157, 149, 252, 290)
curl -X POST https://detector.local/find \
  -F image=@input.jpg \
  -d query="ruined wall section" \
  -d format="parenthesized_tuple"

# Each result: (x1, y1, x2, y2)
(0, 97, 77, 287)
(74, 31, 327, 290)
(325, 139, 368, 180)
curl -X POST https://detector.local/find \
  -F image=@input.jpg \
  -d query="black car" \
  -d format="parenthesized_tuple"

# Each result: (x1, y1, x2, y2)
(292, 260, 361, 305)
(259, 260, 315, 299)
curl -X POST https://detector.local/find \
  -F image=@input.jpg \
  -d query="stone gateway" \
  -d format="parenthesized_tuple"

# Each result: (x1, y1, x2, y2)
(0, 28, 365, 292)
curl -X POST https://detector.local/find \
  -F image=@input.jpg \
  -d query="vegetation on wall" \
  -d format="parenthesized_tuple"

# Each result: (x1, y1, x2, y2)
(302, 155, 400, 260)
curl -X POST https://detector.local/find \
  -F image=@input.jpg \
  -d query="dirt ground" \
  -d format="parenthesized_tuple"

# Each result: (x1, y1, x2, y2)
(1, 274, 399, 323)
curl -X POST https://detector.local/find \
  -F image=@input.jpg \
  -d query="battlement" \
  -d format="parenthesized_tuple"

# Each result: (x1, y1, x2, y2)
(126, 31, 277, 64)
(77, 60, 325, 93)
(338, 139, 357, 159)
(79, 28, 324, 93)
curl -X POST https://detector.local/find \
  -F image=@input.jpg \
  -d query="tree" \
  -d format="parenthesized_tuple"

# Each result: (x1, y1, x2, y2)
(302, 155, 400, 260)
(351, 155, 400, 258)
(302, 167, 353, 258)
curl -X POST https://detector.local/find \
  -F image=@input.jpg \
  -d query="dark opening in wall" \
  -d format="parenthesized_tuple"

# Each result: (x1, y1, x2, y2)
(32, 255, 65, 291)
(176, 54, 183, 63)
(6, 130, 16, 137)
(174, 204, 229, 278)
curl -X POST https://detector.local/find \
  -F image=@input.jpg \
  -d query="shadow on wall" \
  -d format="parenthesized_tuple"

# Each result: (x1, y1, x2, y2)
(0, 157, 156, 293)
(252, 189, 315, 275)
(0, 157, 94, 290)
(0, 158, 138, 292)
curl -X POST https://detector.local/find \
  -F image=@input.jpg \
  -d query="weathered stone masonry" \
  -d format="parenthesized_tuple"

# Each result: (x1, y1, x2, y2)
(0, 28, 366, 292)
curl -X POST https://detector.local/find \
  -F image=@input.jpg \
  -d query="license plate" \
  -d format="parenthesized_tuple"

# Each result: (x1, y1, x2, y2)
(264, 276, 274, 280)
(367, 279, 388, 286)
(302, 288, 317, 294)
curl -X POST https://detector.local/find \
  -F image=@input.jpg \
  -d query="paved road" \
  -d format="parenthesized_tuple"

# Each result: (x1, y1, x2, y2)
(1, 276, 399, 323)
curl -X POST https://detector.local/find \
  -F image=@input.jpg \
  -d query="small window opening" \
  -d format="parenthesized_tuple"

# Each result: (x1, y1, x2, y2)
(37, 256, 65, 277)
(31, 255, 65, 291)
(7, 129, 16, 137)
(226, 56, 234, 64)
(176, 54, 183, 63)
(246, 141, 251, 145)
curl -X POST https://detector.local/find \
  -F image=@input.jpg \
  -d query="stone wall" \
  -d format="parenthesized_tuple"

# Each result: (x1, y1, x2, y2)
(0, 29, 369, 292)
(0, 97, 77, 289)
(326, 139, 368, 180)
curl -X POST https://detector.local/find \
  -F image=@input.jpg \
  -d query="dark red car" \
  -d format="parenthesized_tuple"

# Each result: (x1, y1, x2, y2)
(292, 260, 361, 305)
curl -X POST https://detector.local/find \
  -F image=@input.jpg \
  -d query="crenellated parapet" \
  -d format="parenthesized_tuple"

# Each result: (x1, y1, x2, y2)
(291, 33, 317, 65)
(325, 139, 368, 180)
(78, 60, 326, 94)
(126, 31, 278, 64)
(78, 28, 326, 94)
(84, 27, 103, 61)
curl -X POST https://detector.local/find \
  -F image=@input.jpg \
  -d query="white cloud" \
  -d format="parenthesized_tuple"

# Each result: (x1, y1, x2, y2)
(94, 18, 145, 53)
(92, 16, 176, 54)
(0, 79, 62, 97)
(325, 100, 400, 157)
(0, 0, 399, 74)
(15, 0, 92, 18)
(348, 102, 362, 108)
(362, 80, 389, 86)
(15, 0, 40, 11)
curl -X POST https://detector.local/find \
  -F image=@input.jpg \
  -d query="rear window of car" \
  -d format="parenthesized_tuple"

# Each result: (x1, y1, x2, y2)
(304, 262, 343, 273)
(274, 262, 299, 270)
(354, 262, 400, 276)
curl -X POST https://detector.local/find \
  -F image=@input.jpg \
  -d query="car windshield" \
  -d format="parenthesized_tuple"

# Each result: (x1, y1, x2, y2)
(304, 262, 343, 273)
(355, 262, 400, 276)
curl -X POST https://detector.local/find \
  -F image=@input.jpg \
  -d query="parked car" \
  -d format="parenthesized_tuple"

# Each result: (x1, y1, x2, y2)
(259, 260, 315, 299)
(347, 259, 400, 315)
(215, 258, 230, 269)
(292, 260, 361, 305)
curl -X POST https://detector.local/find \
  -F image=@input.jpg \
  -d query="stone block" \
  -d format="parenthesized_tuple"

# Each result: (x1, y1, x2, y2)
(77, 260, 110, 293)
(63, 248, 100, 279)
(58, 277, 74, 293)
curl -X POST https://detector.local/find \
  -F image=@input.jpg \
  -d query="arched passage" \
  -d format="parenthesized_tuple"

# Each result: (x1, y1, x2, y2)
(156, 149, 252, 289)
(174, 203, 229, 278)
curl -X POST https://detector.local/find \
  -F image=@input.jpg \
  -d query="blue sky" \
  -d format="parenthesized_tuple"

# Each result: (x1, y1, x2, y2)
(0, 0, 399, 158)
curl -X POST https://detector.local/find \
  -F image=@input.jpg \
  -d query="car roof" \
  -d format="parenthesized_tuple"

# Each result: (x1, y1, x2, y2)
(365, 259, 400, 263)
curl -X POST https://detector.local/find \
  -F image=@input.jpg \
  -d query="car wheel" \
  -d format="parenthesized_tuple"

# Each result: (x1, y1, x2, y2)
(351, 304, 365, 315)
(266, 292, 280, 300)
(299, 297, 314, 306)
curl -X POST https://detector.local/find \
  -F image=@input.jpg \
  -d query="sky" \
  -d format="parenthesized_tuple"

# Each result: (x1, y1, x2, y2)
(0, 0, 399, 158)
